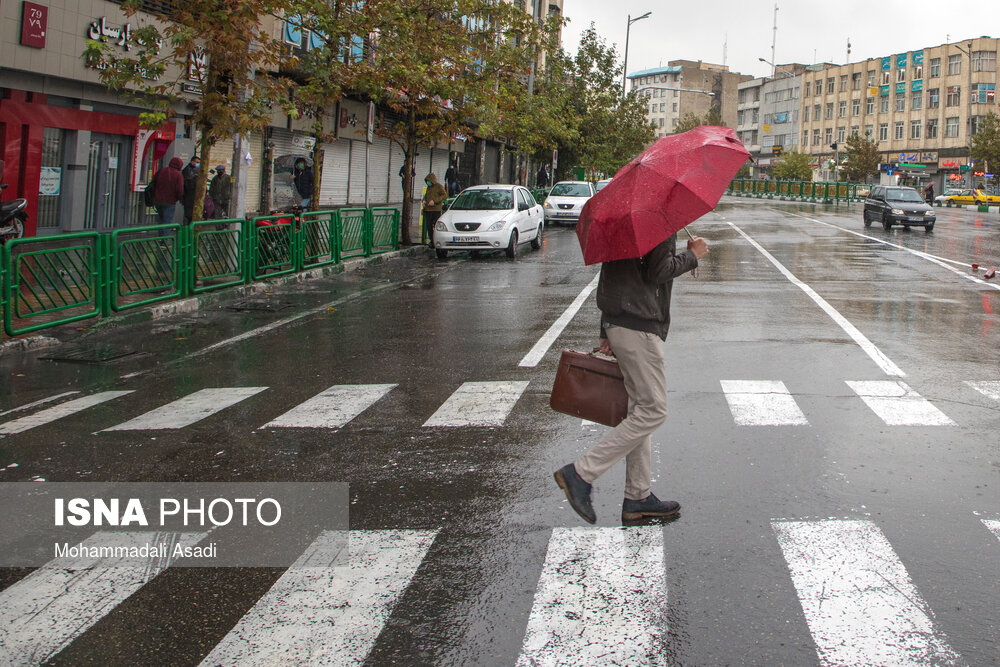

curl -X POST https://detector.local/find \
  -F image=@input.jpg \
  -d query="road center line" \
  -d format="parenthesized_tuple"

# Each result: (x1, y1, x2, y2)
(787, 211, 1000, 292)
(519, 272, 600, 367)
(727, 222, 906, 377)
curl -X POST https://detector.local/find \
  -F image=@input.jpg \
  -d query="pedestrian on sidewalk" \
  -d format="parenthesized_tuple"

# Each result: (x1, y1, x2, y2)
(293, 157, 314, 208)
(150, 157, 184, 229)
(924, 182, 934, 204)
(554, 232, 708, 524)
(536, 163, 549, 189)
(181, 155, 200, 223)
(422, 173, 448, 248)
(210, 165, 232, 218)
(445, 156, 459, 197)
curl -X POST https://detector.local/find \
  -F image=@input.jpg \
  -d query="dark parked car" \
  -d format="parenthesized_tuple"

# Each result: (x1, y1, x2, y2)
(863, 185, 936, 232)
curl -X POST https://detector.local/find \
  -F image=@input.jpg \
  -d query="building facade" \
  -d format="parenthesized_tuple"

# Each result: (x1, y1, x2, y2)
(799, 37, 1000, 187)
(628, 61, 751, 138)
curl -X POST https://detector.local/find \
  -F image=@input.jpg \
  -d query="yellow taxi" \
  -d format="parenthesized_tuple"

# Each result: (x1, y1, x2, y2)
(945, 189, 1000, 205)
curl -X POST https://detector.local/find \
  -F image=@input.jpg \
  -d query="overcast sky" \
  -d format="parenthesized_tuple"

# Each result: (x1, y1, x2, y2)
(561, 1, 1000, 80)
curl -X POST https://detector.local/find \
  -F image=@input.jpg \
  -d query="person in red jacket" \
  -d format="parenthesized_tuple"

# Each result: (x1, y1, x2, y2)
(151, 157, 185, 227)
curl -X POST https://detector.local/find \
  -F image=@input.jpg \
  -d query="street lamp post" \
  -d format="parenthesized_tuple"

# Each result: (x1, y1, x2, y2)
(758, 57, 795, 79)
(622, 11, 651, 95)
(954, 41, 975, 187)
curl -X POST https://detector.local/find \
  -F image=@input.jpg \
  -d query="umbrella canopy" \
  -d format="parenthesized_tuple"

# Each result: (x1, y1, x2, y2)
(576, 126, 750, 265)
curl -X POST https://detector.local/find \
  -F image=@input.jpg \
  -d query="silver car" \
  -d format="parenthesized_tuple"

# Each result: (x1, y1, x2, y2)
(543, 181, 596, 224)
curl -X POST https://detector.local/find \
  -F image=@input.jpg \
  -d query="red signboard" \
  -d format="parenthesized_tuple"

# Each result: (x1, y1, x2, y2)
(20, 2, 47, 49)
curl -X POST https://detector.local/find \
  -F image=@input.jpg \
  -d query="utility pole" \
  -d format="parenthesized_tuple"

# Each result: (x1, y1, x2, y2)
(770, 4, 778, 79)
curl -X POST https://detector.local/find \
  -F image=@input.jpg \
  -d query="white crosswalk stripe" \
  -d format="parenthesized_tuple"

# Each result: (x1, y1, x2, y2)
(773, 518, 961, 666)
(199, 529, 438, 666)
(0, 391, 133, 435)
(262, 384, 397, 429)
(516, 526, 666, 667)
(0, 391, 80, 418)
(845, 380, 956, 426)
(422, 381, 529, 427)
(966, 380, 1000, 402)
(0, 531, 206, 666)
(983, 519, 1000, 543)
(720, 380, 809, 425)
(103, 387, 268, 431)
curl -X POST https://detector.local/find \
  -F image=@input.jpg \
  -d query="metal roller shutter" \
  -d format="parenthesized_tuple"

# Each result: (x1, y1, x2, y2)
(412, 150, 431, 199)
(319, 139, 350, 207)
(484, 143, 500, 183)
(366, 137, 391, 206)
(348, 140, 366, 205)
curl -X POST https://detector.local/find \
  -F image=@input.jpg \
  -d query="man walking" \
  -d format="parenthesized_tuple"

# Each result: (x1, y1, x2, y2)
(555, 232, 708, 523)
(150, 157, 184, 228)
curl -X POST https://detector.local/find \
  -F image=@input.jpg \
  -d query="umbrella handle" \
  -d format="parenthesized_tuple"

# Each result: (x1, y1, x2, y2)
(681, 227, 698, 278)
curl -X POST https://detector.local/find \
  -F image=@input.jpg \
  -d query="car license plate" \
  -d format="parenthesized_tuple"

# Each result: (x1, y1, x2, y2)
(555, 211, 572, 216)
(454, 235, 479, 242)
(908, 217, 924, 222)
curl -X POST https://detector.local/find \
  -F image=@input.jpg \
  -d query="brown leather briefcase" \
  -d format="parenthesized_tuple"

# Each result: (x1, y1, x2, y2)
(550, 349, 629, 427)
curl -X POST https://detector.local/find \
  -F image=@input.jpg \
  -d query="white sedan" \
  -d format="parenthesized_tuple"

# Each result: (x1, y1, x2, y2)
(433, 185, 544, 259)
(543, 181, 596, 224)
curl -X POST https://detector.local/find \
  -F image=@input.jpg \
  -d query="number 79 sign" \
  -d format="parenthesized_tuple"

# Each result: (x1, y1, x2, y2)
(20, 2, 47, 49)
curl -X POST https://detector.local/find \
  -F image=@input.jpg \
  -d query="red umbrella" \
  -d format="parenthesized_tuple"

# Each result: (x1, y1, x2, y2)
(576, 125, 750, 265)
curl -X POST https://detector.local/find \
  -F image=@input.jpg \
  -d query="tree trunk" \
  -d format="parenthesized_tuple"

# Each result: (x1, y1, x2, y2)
(193, 134, 214, 222)
(399, 110, 418, 246)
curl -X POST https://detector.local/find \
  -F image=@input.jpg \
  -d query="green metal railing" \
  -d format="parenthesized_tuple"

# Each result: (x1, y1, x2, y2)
(727, 179, 866, 203)
(0, 206, 401, 339)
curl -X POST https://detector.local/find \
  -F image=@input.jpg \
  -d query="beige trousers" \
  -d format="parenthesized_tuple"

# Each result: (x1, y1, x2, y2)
(574, 326, 667, 500)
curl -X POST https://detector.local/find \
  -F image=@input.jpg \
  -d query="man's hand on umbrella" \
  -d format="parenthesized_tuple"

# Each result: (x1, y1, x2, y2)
(688, 236, 709, 259)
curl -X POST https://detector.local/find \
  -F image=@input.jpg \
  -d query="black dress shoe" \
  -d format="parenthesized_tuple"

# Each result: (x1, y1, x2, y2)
(554, 463, 596, 524)
(621, 493, 680, 521)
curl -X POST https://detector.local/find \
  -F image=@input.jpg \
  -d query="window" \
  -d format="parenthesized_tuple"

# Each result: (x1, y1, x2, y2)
(930, 57, 941, 77)
(926, 118, 938, 138)
(864, 124, 874, 139)
(815, 80, 822, 96)
(824, 127, 833, 144)
(812, 129, 821, 145)
(840, 75, 848, 92)
(803, 107, 810, 122)
(881, 70, 891, 85)
(946, 86, 960, 106)
(911, 90, 922, 110)
(827, 77, 835, 94)
(928, 88, 939, 108)
(852, 72, 862, 90)
(896, 68, 906, 83)
(894, 121, 904, 140)
(879, 97, 889, 113)
(672, 102, 678, 112)
(948, 54, 962, 75)
(878, 123, 888, 141)
(972, 82, 996, 103)
(867, 69, 876, 86)
(837, 126, 846, 142)
(910, 120, 921, 139)
(895, 95, 905, 112)
(814, 104, 821, 119)
(825, 102, 834, 120)
(866, 97, 875, 113)
(752, 109, 759, 123)
(838, 100, 847, 118)
(913, 65, 922, 80)
(971, 116, 986, 134)
(659, 103, 665, 112)
(659, 118, 665, 128)
(972, 50, 997, 72)
(850, 125, 859, 136)
(945, 116, 959, 137)
(803, 130, 809, 145)
(804, 81, 811, 97)
(852, 98, 861, 115)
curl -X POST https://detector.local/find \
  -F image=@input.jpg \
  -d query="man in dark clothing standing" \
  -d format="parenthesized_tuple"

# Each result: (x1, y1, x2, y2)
(444, 157, 459, 197)
(181, 155, 200, 223)
(555, 232, 708, 524)
(151, 157, 184, 227)
(293, 157, 314, 207)
(209, 165, 232, 218)
(536, 163, 549, 189)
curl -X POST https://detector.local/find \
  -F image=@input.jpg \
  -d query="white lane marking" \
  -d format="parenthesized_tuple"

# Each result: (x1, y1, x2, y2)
(103, 387, 268, 431)
(728, 222, 906, 377)
(773, 519, 962, 667)
(966, 380, 1000, 402)
(0, 391, 134, 435)
(263, 384, 397, 429)
(787, 212, 1000, 292)
(423, 381, 529, 427)
(720, 380, 809, 425)
(983, 519, 1000, 542)
(0, 391, 80, 418)
(517, 526, 666, 667)
(0, 531, 205, 666)
(519, 273, 600, 367)
(199, 529, 438, 667)
(846, 380, 956, 426)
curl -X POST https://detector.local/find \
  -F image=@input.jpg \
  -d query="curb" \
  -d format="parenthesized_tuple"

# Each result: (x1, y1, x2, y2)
(0, 246, 424, 357)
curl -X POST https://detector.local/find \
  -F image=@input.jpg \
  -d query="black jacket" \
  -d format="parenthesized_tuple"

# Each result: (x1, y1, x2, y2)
(596, 235, 698, 340)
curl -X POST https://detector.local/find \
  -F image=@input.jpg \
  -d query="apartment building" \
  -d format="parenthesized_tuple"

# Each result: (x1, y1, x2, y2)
(628, 61, 751, 138)
(800, 37, 999, 186)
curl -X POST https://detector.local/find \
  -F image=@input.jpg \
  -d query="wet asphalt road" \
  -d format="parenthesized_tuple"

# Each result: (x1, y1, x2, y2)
(1, 199, 999, 666)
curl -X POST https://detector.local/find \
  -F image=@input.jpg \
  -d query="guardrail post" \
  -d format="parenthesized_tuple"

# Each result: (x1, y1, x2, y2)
(364, 208, 373, 257)
(99, 232, 112, 319)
